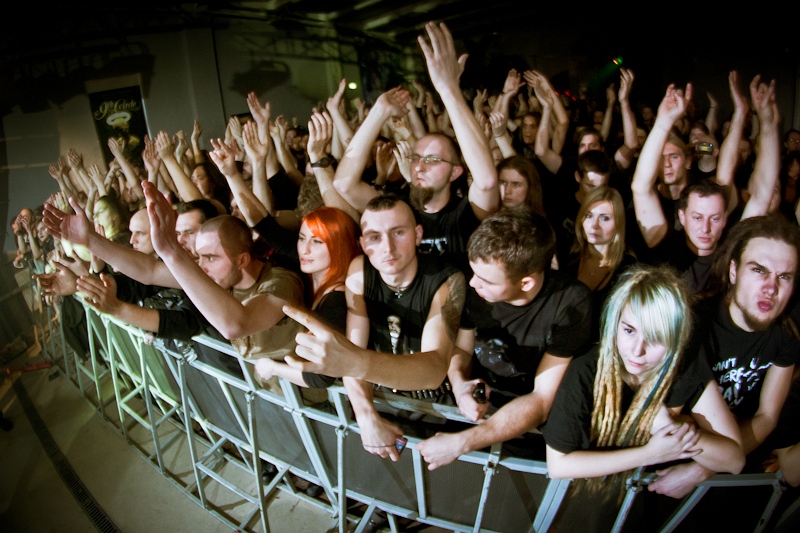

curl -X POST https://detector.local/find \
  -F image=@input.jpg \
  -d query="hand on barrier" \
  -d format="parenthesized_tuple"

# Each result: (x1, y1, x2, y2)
(647, 461, 714, 499)
(454, 379, 491, 423)
(360, 415, 403, 462)
(417, 431, 468, 470)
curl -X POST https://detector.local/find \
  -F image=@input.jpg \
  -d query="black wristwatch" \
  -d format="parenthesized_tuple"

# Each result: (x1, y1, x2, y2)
(310, 155, 334, 168)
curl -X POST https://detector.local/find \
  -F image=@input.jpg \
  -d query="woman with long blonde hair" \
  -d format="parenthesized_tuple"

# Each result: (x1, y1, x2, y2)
(542, 264, 744, 530)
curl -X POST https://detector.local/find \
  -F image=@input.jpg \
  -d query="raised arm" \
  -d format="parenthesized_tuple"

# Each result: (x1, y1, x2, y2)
(705, 91, 719, 139)
(631, 83, 692, 248)
(269, 115, 305, 187)
(418, 22, 499, 218)
(306, 111, 360, 222)
(106, 141, 143, 199)
(616, 68, 639, 169)
(210, 137, 268, 228)
(600, 82, 616, 143)
(155, 131, 203, 202)
(332, 88, 410, 212)
(527, 70, 563, 174)
(325, 78, 355, 149)
(741, 75, 781, 220)
(143, 181, 288, 340)
(42, 196, 179, 289)
(715, 71, 749, 215)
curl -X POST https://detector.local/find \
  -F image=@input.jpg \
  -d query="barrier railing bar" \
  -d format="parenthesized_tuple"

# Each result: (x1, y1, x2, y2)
(245, 390, 270, 533)
(532, 477, 571, 533)
(412, 446, 427, 520)
(472, 443, 501, 533)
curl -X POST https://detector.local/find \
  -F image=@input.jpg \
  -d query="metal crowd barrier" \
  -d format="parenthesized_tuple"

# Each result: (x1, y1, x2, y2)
(15, 287, 800, 532)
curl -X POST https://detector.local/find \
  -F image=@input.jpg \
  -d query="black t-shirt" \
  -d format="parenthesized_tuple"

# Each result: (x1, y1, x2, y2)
(413, 195, 480, 275)
(461, 270, 592, 406)
(547, 178, 581, 268)
(541, 345, 714, 454)
(686, 295, 800, 420)
(640, 230, 714, 293)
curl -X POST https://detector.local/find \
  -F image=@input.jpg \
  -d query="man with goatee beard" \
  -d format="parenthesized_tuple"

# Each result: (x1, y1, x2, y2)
(333, 22, 499, 274)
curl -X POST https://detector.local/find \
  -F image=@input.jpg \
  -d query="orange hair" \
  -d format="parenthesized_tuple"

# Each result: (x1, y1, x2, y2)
(302, 207, 361, 303)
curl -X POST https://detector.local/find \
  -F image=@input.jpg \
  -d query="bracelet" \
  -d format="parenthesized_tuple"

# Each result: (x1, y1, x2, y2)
(363, 444, 395, 449)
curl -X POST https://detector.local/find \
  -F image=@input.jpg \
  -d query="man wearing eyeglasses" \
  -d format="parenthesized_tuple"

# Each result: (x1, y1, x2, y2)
(333, 22, 499, 274)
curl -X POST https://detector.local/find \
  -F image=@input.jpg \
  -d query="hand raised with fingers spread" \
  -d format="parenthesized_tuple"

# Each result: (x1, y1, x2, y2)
(306, 111, 334, 162)
(374, 87, 411, 119)
(42, 197, 96, 246)
(77, 274, 121, 315)
(418, 21, 468, 93)
(33, 260, 79, 297)
(242, 121, 268, 163)
(502, 68, 525, 96)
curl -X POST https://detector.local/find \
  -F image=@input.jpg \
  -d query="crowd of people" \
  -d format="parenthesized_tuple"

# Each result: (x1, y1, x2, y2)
(10, 20, 800, 529)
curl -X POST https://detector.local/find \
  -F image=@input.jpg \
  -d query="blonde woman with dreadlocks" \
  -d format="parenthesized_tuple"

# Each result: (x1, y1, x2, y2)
(541, 264, 744, 530)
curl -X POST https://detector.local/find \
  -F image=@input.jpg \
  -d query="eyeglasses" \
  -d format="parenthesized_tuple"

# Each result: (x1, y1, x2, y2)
(406, 154, 455, 166)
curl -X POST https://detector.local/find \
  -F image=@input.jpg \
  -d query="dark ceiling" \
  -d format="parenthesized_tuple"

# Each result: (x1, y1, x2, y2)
(1, 2, 798, 110)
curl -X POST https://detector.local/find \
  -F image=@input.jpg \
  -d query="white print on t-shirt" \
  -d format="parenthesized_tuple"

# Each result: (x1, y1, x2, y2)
(713, 356, 773, 407)
(419, 237, 448, 255)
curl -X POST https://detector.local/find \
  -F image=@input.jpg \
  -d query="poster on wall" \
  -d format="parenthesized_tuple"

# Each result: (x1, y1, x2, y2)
(88, 86, 148, 169)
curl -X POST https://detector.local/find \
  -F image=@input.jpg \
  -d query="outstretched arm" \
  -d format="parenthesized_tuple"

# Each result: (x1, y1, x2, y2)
(418, 353, 571, 470)
(616, 68, 639, 169)
(155, 131, 202, 202)
(419, 22, 499, 219)
(143, 181, 288, 340)
(307, 111, 360, 222)
(210, 137, 269, 228)
(325, 78, 355, 150)
(631, 83, 692, 248)
(526, 70, 563, 174)
(741, 75, 781, 220)
(716, 71, 749, 215)
(332, 88, 410, 213)
(41, 196, 179, 288)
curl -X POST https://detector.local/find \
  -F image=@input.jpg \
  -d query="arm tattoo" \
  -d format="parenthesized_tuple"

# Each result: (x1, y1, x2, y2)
(442, 272, 466, 343)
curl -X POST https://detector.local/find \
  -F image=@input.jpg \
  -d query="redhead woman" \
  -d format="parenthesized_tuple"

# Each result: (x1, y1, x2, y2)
(255, 206, 360, 387)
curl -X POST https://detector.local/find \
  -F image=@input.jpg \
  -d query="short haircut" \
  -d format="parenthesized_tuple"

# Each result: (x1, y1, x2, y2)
(199, 215, 253, 258)
(467, 207, 556, 280)
(176, 199, 220, 224)
(708, 214, 800, 296)
(418, 132, 463, 167)
(364, 193, 407, 214)
(577, 149, 611, 176)
(678, 179, 728, 212)
(783, 128, 800, 142)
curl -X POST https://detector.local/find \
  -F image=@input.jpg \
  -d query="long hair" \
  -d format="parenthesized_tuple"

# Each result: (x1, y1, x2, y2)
(302, 207, 361, 304)
(570, 186, 626, 271)
(497, 155, 544, 216)
(592, 264, 691, 450)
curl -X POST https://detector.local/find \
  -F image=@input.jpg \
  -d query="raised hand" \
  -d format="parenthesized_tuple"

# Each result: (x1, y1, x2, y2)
(489, 110, 507, 138)
(42, 196, 96, 246)
(325, 78, 347, 115)
(33, 260, 79, 297)
(142, 180, 181, 260)
(656, 83, 693, 125)
(67, 148, 84, 170)
(107, 138, 126, 159)
(750, 74, 779, 127)
(142, 135, 160, 174)
(208, 138, 239, 177)
(227, 116, 244, 148)
(606, 82, 617, 105)
(374, 87, 411, 119)
(502, 68, 525, 96)
(374, 139, 397, 179)
(242, 121, 268, 163)
(191, 119, 203, 144)
(619, 68, 634, 103)
(306, 111, 333, 162)
(393, 140, 412, 182)
(154, 131, 175, 160)
(417, 22, 468, 92)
